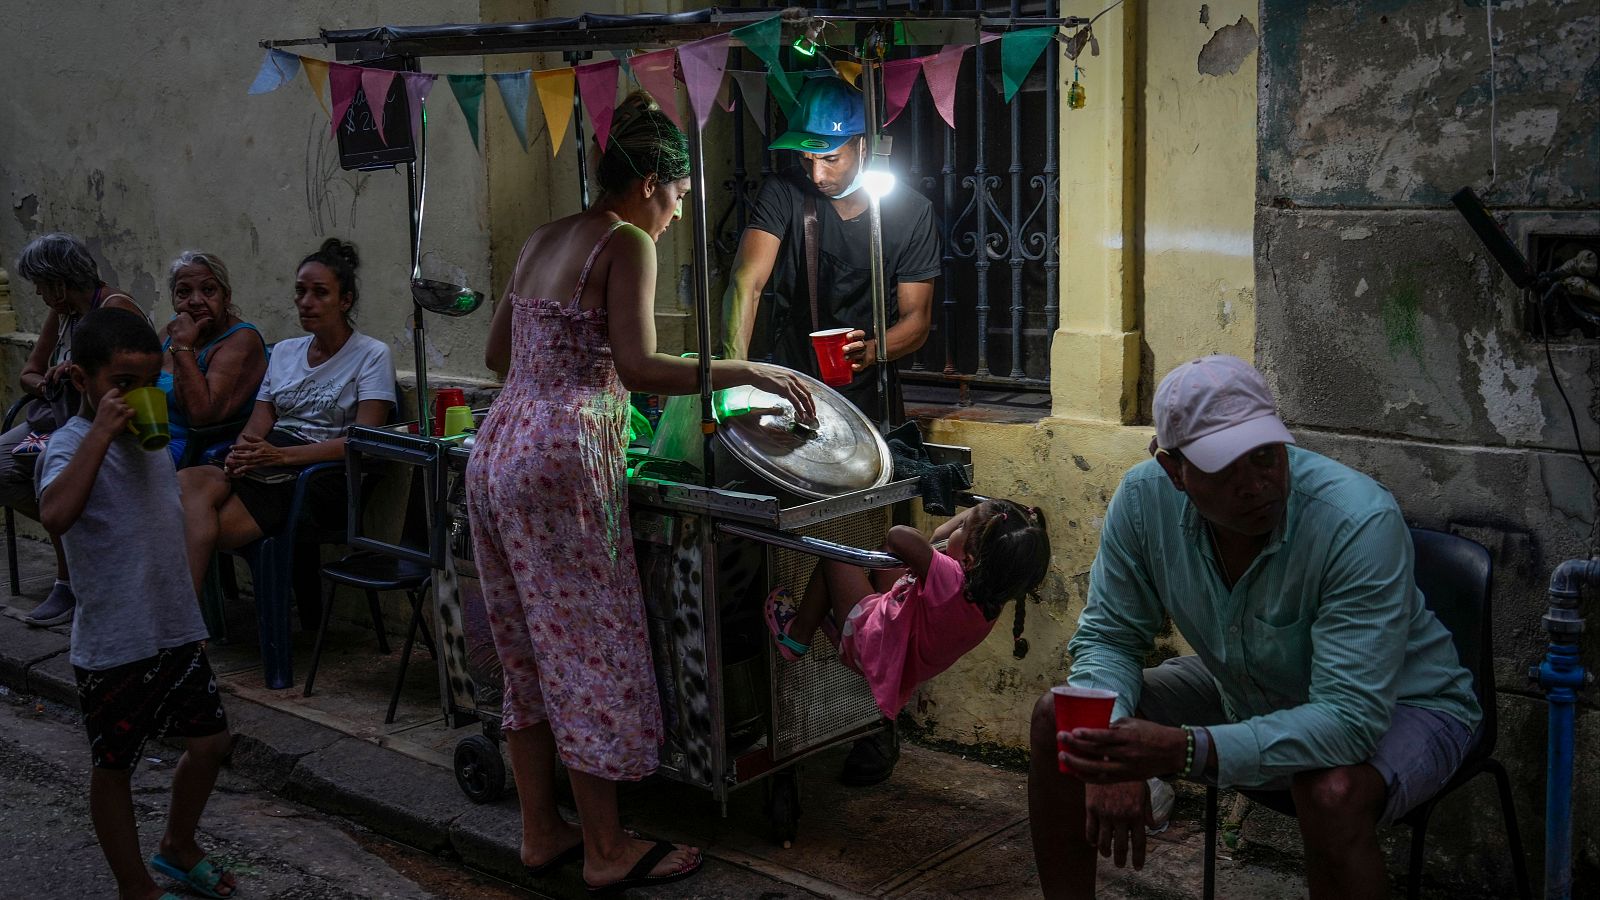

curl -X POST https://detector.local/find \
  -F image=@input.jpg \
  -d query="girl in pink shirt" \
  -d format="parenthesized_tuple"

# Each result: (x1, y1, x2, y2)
(765, 499, 1051, 719)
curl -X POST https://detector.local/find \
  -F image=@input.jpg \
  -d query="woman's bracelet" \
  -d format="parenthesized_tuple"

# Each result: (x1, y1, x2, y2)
(1179, 725, 1197, 778)
(171, 345, 195, 354)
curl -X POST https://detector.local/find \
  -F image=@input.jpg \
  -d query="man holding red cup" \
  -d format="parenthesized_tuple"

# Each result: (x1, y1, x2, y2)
(1027, 356, 1481, 899)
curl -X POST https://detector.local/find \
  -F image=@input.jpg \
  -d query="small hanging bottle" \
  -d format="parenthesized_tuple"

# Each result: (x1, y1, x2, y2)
(1067, 65, 1087, 110)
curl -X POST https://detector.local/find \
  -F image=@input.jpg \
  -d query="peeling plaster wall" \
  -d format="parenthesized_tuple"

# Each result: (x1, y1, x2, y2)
(1257, 0, 1600, 889)
(0, 0, 487, 369)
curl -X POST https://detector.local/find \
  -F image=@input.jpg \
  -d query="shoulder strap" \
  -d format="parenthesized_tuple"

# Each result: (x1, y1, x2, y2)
(196, 321, 261, 366)
(570, 219, 629, 308)
(803, 196, 820, 333)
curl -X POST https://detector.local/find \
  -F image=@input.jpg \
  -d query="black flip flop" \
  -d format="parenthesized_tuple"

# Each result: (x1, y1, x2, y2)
(584, 839, 702, 896)
(525, 840, 584, 877)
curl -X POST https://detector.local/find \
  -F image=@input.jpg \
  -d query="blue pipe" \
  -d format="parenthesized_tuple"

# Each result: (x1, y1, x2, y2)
(1535, 558, 1600, 900)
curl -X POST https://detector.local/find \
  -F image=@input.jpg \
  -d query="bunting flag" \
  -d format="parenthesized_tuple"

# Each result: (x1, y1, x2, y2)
(400, 72, 436, 147)
(881, 58, 923, 126)
(832, 59, 862, 87)
(920, 44, 968, 129)
(766, 68, 806, 116)
(328, 64, 362, 136)
(732, 16, 796, 111)
(1001, 27, 1056, 101)
(301, 57, 330, 116)
(609, 48, 634, 84)
(678, 33, 730, 130)
(575, 59, 621, 151)
(630, 47, 681, 129)
(447, 73, 486, 151)
(532, 68, 576, 157)
(716, 72, 735, 112)
(248, 49, 301, 95)
(730, 70, 768, 135)
(360, 69, 396, 143)
(490, 71, 532, 150)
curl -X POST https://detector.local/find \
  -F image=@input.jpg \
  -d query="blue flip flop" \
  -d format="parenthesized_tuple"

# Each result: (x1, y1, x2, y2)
(150, 853, 235, 899)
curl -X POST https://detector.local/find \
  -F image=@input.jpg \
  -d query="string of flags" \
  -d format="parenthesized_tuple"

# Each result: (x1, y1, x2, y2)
(247, 14, 1066, 157)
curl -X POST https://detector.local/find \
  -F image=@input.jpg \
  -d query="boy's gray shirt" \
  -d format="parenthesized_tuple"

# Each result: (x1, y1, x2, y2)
(37, 417, 209, 670)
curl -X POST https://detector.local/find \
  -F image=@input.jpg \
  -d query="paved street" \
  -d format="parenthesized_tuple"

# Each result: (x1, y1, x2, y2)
(0, 688, 537, 900)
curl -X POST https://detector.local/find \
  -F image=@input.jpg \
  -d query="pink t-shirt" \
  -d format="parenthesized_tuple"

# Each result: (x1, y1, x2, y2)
(839, 549, 996, 718)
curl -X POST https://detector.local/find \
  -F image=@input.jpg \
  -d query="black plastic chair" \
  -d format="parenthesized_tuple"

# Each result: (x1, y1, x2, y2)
(3, 395, 29, 596)
(1201, 527, 1531, 900)
(176, 416, 251, 470)
(304, 551, 435, 724)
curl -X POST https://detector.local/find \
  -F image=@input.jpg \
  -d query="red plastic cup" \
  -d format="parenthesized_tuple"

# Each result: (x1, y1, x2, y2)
(1052, 685, 1117, 776)
(433, 388, 467, 436)
(809, 328, 855, 387)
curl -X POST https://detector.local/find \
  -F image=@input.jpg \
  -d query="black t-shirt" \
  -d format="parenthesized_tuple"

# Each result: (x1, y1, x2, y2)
(746, 171, 940, 421)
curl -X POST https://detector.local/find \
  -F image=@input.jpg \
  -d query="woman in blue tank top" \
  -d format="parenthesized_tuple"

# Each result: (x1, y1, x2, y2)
(158, 252, 268, 465)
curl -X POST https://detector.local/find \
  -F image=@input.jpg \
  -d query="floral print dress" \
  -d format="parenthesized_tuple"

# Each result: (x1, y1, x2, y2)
(465, 220, 661, 779)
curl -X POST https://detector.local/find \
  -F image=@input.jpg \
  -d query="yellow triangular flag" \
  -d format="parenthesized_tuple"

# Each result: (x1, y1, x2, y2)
(532, 68, 576, 158)
(832, 59, 862, 87)
(301, 58, 330, 116)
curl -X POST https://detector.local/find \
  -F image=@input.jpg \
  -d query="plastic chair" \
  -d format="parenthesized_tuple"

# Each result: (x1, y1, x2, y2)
(1200, 527, 1531, 900)
(304, 551, 435, 724)
(200, 460, 351, 689)
(176, 416, 251, 470)
(3, 395, 28, 596)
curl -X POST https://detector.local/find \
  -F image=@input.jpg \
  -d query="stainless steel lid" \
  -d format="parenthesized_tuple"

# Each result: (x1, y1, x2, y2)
(715, 372, 891, 499)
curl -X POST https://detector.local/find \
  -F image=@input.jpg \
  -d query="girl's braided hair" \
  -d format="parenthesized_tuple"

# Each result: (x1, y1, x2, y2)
(592, 91, 691, 196)
(962, 499, 1051, 659)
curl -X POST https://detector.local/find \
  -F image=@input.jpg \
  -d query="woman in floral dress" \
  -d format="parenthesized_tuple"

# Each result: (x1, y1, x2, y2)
(466, 93, 814, 893)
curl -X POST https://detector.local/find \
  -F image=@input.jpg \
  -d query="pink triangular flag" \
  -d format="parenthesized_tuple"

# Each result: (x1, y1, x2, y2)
(360, 69, 396, 144)
(882, 58, 923, 127)
(678, 33, 730, 130)
(630, 47, 682, 129)
(329, 63, 361, 136)
(575, 58, 620, 152)
(920, 44, 970, 129)
(400, 73, 436, 147)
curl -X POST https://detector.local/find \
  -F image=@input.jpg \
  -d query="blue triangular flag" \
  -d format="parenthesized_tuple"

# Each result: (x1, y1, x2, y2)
(491, 71, 532, 150)
(248, 49, 301, 95)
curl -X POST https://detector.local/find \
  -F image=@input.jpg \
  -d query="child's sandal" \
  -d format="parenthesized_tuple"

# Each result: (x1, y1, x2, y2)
(764, 588, 809, 661)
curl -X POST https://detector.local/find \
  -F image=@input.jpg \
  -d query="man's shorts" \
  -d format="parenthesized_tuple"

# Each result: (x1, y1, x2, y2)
(74, 642, 229, 771)
(1137, 655, 1475, 825)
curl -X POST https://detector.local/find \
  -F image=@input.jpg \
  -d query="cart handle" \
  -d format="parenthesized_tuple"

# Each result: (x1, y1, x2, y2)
(715, 490, 990, 569)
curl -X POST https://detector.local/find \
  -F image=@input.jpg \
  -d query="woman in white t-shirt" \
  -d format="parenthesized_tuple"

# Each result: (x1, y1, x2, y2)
(178, 238, 396, 597)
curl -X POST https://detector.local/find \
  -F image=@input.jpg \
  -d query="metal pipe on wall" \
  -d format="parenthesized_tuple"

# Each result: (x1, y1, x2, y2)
(1536, 557, 1600, 899)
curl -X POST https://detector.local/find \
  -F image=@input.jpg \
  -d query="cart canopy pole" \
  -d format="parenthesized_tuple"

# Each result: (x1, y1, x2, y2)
(687, 121, 716, 486)
(859, 30, 892, 432)
(565, 50, 593, 210)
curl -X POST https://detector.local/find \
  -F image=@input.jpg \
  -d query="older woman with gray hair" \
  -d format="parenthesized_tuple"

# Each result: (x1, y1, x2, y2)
(157, 251, 267, 465)
(5, 232, 142, 626)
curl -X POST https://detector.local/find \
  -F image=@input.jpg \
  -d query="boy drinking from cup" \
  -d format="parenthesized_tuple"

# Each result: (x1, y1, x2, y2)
(37, 308, 238, 900)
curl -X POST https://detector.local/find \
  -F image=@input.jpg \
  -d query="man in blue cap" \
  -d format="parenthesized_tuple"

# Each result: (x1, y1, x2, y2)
(721, 76, 942, 785)
(721, 75, 940, 426)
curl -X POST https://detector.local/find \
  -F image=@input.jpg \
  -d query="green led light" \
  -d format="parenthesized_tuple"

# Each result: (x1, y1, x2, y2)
(792, 36, 817, 56)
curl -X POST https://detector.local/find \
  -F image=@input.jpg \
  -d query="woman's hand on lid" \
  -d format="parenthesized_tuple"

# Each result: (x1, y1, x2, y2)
(746, 363, 816, 426)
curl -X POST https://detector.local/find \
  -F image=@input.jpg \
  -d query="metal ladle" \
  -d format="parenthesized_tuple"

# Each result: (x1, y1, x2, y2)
(410, 104, 484, 317)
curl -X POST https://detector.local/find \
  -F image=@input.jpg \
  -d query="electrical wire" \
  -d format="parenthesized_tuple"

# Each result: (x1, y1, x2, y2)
(1089, 0, 1126, 27)
(1486, 1, 1499, 184)
(1537, 284, 1600, 487)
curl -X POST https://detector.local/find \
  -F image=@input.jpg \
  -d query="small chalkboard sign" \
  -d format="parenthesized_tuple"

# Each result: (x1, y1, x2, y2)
(336, 75, 415, 171)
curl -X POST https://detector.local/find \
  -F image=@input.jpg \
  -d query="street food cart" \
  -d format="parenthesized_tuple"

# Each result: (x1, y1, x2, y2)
(258, 7, 1063, 841)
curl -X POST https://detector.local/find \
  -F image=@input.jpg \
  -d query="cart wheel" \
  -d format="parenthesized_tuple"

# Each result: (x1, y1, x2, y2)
(455, 734, 506, 803)
(766, 770, 802, 848)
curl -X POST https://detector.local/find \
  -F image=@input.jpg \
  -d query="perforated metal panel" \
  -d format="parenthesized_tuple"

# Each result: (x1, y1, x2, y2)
(769, 508, 890, 759)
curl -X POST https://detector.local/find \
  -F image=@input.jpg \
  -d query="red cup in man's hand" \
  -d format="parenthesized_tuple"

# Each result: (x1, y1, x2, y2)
(1052, 685, 1117, 776)
(810, 328, 854, 387)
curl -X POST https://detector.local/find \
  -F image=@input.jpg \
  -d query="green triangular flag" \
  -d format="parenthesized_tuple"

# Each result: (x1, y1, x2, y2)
(1001, 27, 1056, 102)
(447, 73, 486, 151)
(766, 69, 805, 116)
(732, 15, 783, 69)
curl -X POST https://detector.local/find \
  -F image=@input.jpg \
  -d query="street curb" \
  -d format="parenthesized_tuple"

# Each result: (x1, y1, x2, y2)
(0, 614, 73, 707)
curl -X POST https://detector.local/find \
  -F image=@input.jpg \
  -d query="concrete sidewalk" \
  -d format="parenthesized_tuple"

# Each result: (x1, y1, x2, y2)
(0, 531, 1480, 899)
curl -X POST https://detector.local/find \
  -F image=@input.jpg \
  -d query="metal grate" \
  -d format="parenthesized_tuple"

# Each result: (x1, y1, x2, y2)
(768, 508, 890, 759)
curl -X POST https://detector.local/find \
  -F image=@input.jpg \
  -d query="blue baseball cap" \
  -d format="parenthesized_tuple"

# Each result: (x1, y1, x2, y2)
(769, 77, 865, 153)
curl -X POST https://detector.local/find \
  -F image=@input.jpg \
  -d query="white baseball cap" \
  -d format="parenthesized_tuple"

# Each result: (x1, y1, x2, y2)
(1152, 355, 1295, 473)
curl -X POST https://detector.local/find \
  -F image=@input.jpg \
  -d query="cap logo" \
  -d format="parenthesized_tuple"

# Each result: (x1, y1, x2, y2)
(800, 137, 830, 150)
(830, 121, 844, 132)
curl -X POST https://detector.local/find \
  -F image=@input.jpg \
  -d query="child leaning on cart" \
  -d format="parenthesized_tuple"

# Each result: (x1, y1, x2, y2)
(36, 308, 237, 900)
(765, 498, 1051, 720)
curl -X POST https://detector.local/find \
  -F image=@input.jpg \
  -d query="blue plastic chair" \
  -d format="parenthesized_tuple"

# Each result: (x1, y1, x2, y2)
(201, 460, 350, 689)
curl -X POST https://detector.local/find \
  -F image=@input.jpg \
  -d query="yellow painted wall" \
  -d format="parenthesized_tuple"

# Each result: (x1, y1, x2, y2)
(905, 0, 1258, 750)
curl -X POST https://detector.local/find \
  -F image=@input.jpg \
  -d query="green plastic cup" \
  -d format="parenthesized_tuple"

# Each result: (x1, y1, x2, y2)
(122, 386, 170, 452)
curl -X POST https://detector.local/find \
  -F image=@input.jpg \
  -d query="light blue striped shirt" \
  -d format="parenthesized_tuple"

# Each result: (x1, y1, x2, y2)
(1068, 446, 1481, 789)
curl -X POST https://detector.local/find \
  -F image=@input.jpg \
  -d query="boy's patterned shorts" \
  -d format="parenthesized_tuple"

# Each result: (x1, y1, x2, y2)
(74, 642, 228, 771)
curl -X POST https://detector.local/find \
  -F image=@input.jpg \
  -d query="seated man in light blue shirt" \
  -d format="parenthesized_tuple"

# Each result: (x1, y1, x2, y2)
(1027, 355, 1481, 900)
